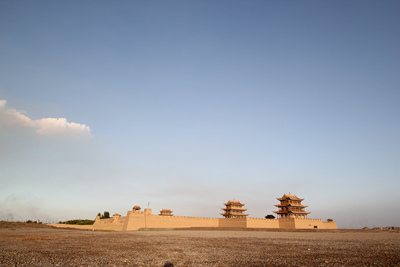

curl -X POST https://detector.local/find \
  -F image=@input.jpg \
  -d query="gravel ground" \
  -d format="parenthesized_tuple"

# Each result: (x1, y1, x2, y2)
(0, 222, 399, 266)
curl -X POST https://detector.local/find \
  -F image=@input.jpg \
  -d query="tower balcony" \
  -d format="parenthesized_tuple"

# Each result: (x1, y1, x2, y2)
(273, 210, 311, 215)
(274, 204, 308, 208)
(221, 208, 247, 212)
(221, 212, 249, 218)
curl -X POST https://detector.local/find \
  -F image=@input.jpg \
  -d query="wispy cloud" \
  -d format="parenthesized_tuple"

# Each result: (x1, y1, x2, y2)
(0, 100, 91, 137)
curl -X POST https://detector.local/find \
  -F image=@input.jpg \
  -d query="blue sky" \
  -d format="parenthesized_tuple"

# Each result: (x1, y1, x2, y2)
(0, 1, 399, 228)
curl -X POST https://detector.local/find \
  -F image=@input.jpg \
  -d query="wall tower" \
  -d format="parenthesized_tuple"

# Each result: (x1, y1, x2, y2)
(159, 209, 173, 216)
(221, 200, 249, 218)
(273, 194, 311, 219)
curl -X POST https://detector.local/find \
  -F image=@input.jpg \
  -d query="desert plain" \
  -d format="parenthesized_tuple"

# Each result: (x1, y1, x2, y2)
(0, 222, 399, 266)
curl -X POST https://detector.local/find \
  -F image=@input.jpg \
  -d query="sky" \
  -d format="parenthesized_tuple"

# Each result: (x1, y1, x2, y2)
(0, 1, 399, 229)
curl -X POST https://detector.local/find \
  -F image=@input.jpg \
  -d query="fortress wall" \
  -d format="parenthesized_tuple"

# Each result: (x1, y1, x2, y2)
(94, 213, 220, 231)
(293, 218, 323, 229)
(54, 215, 337, 231)
(292, 218, 338, 229)
(92, 216, 126, 231)
(278, 218, 296, 229)
(122, 212, 146, 231)
(277, 218, 338, 229)
(219, 218, 247, 228)
(69, 203, 338, 231)
(246, 218, 279, 229)
(93, 223, 124, 231)
(144, 215, 219, 229)
(319, 221, 338, 229)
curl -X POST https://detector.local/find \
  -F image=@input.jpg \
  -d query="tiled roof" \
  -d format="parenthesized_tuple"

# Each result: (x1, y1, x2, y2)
(224, 200, 245, 206)
(277, 194, 304, 201)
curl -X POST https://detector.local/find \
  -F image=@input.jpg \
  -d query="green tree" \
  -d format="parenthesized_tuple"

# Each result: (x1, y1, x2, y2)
(100, 211, 110, 219)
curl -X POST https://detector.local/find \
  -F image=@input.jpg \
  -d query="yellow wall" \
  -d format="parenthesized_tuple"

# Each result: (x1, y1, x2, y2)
(102, 211, 221, 231)
(246, 218, 279, 229)
(278, 218, 296, 229)
(219, 218, 247, 228)
(122, 211, 146, 231)
(294, 218, 338, 229)
(320, 221, 338, 229)
(145, 215, 219, 229)
(88, 210, 338, 231)
(294, 218, 322, 229)
(92, 216, 126, 231)
(278, 218, 338, 229)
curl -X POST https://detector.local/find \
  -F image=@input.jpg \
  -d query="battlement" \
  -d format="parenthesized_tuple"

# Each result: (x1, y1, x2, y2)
(247, 217, 276, 221)
(159, 215, 219, 220)
(279, 217, 323, 222)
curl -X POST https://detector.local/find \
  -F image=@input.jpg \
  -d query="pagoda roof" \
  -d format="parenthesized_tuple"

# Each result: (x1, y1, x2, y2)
(224, 200, 245, 206)
(159, 209, 173, 216)
(277, 194, 304, 201)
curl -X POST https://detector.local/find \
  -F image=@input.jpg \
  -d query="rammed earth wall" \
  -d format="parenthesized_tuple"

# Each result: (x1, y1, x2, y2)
(142, 215, 219, 229)
(51, 216, 337, 231)
(246, 218, 280, 229)
(81, 211, 337, 231)
(278, 218, 338, 229)
(219, 217, 247, 228)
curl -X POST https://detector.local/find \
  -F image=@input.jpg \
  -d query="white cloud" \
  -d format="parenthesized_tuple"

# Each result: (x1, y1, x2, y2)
(0, 99, 91, 137)
(36, 118, 90, 135)
(0, 100, 6, 108)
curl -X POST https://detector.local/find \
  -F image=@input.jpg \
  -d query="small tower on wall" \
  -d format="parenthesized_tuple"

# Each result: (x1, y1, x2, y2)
(159, 209, 173, 216)
(132, 206, 141, 213)
(221, 200, 249, 218)
(273, 193, 311, 219)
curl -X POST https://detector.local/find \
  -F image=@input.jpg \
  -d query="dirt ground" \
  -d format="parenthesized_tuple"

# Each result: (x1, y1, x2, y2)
(0, 222, 399, 266)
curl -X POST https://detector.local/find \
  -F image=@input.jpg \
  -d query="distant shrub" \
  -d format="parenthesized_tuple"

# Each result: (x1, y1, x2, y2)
(59, 219, 94, 225)
(25, 220, 41, 224)
(100, 211, 110, 219)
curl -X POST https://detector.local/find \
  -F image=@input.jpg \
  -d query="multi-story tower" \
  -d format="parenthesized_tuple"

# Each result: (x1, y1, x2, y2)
(273, 194, 311, 219)
(221, 200, 248, 218)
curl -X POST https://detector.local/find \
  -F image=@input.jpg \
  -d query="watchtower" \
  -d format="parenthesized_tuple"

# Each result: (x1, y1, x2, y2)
(221, 200, 248, 218)
(273, 194, 311, 219)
